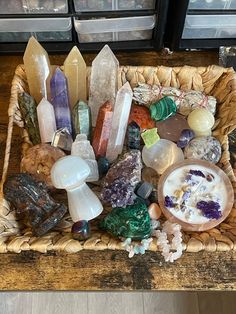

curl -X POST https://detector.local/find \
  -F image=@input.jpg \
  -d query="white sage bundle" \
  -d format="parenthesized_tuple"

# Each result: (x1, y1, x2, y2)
(133, 83, 217, 116)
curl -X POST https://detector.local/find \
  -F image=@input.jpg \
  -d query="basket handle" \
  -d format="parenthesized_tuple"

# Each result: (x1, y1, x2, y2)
(0, 65, 26, 195)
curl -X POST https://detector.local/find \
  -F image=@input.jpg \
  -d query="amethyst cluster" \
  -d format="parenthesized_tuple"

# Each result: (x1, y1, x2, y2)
(196, 200, 222, 220)
(101, 177, 136, 208)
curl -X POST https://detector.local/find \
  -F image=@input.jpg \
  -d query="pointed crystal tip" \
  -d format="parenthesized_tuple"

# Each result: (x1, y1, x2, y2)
(51, 67, 66, 82)
(64, 45, 85, 65)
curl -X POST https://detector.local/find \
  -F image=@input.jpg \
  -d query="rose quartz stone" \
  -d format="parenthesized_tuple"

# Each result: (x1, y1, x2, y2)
(20, 143, 65, 188)
(148, 203, 162, 220)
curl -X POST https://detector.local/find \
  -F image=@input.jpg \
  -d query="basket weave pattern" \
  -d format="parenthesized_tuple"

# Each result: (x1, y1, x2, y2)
(0, 64, 236, 254)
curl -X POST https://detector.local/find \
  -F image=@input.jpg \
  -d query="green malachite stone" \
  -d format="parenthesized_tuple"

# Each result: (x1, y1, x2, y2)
(18, 92, 41, 145)
(100, 199, 151, 240)
(149, 96, 177, 121)
(72, 100, 92, 140)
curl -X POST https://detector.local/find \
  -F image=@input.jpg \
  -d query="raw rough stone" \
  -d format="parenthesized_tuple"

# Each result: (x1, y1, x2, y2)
(3, 173, 67, 236)
(184, 136, 222, 164)
(103, 150, 142, 187)
(100, 199, 151, 240)
(18, 92, 41, 145)
(20, 143, 66, 188)
(141, 128, 160, 148)
(128, 104, 155, 129)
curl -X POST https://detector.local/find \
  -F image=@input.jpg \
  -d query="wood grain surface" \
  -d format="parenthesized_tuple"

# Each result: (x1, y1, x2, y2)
(1, 51, 236, 291)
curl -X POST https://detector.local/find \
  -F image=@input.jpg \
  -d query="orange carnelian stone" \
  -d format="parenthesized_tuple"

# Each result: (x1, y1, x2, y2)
(128, 105, 155, 129)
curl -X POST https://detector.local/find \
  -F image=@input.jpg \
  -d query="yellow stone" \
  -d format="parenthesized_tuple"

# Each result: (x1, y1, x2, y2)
(23, 36, 51, 104)
(187, 108, 215, 137)
(64, 46, 87, 109)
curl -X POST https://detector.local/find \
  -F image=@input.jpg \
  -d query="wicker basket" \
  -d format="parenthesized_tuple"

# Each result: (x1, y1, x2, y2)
(0, 64, 236, 254)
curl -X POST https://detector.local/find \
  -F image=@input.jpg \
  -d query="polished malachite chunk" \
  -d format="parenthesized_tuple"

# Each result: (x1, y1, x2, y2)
(100, 199, 151, 240)
(149, 96, 177, 121)
(18, 92, 41, 145)
(72, 100, 92, 140)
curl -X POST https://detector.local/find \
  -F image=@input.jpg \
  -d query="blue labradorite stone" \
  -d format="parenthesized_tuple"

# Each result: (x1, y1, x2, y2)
(97, 157, 110, 177)
(71, 220, 90, 240)
(100, 199, 151, 240)
(149, 96, 177, 121)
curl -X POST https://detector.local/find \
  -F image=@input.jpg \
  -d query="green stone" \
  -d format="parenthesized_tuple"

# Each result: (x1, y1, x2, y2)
(141, 128, 160, 148)
(18, 92, 41, 145)
(100, 199, 151, 240)
(149, 96, 177, 121)
(72, 100, 92, 140)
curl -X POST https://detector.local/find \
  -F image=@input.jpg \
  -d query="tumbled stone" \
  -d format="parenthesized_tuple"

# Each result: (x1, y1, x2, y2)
(141, 167, 159, 187)
(156, 114, 189, 142)
(100, 199, 151, 240)
(149, 96, 177, 121)
(128, 104, 155, 129)
(20, 143, 66, 188)
(148, 203, 162, 220)
(177, 129, 195, 148)
(71, 220, 90, 240)
(97, 157, 110, 177)
(136, 182, 153, 199)
(3, 173, 67, 236)
(103, 150, 142, 187)
(184, 136, 222, 164)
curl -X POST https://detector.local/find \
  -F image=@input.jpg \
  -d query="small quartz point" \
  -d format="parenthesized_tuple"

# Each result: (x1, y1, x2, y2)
(71, 134, 99, 182)
(51, 128, 73, 152)
(72, 100, 92, 139)
(64, 46, 87, 109)
(92, 101, 113, 158)
(18, 92, 41, 145)
(89, 45, 119, 126)
(106, 82, 133, 162)
(23, 36, 51, 103)
(37, 98, 57, 143)
(50, 67, 72, 134)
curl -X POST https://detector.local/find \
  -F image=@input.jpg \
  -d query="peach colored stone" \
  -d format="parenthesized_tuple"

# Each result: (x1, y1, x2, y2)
(148, 203, 162, 220)
(20, 143, 65, 188)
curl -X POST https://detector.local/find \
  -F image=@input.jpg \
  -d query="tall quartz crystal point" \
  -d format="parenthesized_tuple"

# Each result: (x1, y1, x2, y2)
(106, 82, 133, 162)
(23, 36, 50, 103)
(71, 134, 99, 182)
(37, 98, 57, 143)
(64, 46, 87, 109)
(50, 67, 72, 134)
(92, 101, 113, 158)
(72, 100, 91, 139)
(89, 45, 119, 126)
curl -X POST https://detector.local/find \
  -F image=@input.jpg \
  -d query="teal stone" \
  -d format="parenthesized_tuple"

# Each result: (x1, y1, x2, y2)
(72, 100, 92, 140)
(149, 96, 177, 121)
(18, 92, 41, 145)
(100, 199, 151, 240)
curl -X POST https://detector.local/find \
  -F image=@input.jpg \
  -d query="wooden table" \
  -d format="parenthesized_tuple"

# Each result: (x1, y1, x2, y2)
(0, 51, 235, 291)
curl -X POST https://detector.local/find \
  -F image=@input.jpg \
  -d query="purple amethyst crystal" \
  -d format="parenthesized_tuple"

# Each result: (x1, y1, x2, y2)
(50, 67, 72, 134)
(182, 190, 191, 201)
(189, 169, 205, 178)
(177, 129, 195, 148)
(196, 200, 222, 219)
(101, 177, 136, 208)
(164, 196, 175, 208)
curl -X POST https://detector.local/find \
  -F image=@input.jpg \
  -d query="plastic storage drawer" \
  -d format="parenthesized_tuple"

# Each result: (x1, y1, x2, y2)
(188, 0, 236, 10)
(74, 15, 156, 43)
(73, 0, 156, 12)
(0, 18, 72, 42)
(0, 0, 68, 14)
(182, 14, 236, 39)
